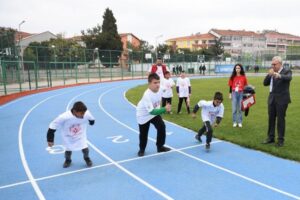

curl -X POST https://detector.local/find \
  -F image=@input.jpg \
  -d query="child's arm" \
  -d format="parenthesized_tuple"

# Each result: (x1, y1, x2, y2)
(191, 104, 200, 118)
(150, 107, 167, 115)
(85, 110, 95, 126)
(214, 117, 222, 127)
(47, 113, 65, 147)
(47, 128, 56, 147)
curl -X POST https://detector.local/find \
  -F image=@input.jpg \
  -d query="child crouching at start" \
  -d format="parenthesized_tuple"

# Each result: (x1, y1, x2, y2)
(47, 101, 95, 168)
(192, 92, 224, 150)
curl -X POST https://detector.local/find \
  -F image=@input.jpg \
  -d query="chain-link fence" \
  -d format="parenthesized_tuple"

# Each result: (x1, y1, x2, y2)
(1, 46, 300, 96)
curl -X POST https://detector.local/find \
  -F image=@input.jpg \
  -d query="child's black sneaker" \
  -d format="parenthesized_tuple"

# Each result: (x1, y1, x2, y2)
(157, 146, 171, 153)
(205, 143, 210, 151)
(63, 159, 72, 168)
(84, 157, 93, 167)
(195, 134, 202, 143)
(137, 150, 145, 157)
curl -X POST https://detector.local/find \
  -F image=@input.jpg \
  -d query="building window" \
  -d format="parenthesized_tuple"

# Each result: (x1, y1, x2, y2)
(222, 36, 232, 41)
(233, 36, 241, 41)
(127, 34, 132, 43)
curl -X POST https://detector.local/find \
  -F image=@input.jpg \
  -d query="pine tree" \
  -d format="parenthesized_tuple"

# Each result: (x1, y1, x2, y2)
(101, 8, 123, 51)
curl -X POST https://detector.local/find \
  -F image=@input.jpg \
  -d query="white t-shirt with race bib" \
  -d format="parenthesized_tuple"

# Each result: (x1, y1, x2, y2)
(197, 100, 224, 124)
(136, 88, 162, 124)
(49, 110, 95, 151)
(161, 78, 175, 98)
(176, 77, 191, 97)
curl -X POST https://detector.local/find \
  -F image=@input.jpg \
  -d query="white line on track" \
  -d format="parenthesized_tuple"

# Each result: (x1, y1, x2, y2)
(98, 86, 300, 200)
(0, 142, 221, 190)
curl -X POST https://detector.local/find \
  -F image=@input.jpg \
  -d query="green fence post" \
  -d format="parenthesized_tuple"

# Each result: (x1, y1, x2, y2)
(141, 51, 144, 78)
(34, 61, 38, 89)
(27, 62, 32, 90)
(110, 50, 112, 80)
(63, 63, 66, 85)
(1, 62, 7, 95)
(75, 63, 78, 84)
(49, 62, 52, 87)
(17, 60, 22, 92)
(86, 64, 90, 83)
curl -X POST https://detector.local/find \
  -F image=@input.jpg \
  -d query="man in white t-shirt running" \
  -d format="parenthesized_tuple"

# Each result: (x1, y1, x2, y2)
(192, 92, 224, 150)
(47, 101, 95, 168)
(136, 73, 171, 157)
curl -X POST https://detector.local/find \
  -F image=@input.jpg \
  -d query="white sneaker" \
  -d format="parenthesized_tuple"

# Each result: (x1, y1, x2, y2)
(233, 123, 237, 127)
(238, 123, 242, 128)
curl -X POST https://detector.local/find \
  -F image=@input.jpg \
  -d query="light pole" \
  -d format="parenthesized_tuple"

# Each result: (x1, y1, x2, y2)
(155, 34, 163, 59)
(18, 20, 26, 83)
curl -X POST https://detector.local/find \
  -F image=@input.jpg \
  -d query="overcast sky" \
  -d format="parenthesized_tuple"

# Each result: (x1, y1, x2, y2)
(1, 0, 300, 45)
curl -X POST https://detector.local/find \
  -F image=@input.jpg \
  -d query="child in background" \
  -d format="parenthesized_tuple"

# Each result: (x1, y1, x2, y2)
(192, 92, 224, 150)
(47, 101, 95, 168)
(161, 71, 175, 114)
(176, 71, 191, 114)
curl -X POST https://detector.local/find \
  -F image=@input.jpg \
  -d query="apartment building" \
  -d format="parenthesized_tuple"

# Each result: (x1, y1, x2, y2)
(263, 30, 300, 55)
(209, 29, 266, 57)
(166, 33, 216, 51)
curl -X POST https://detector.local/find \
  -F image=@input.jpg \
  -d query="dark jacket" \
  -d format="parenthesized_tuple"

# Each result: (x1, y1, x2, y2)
(263, 67, 292, 105)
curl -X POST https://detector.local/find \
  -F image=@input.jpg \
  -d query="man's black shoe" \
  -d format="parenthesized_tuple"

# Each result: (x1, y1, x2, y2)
(157, 146, 171, 153)
(63, 159, 72, 168)
(205, 143, 210, 150)
(275, 142, 284, 147)
(262, 139, 275, 144)
(84, 157, 93, 167)
(137, 150, 145, 157)
(195, 134, 202, 143)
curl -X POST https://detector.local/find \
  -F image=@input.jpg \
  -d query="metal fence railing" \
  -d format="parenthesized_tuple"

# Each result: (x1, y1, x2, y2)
(1, 47, 300, 96)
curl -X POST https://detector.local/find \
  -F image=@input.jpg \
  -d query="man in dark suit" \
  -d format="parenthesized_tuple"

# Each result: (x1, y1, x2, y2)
(262, 56, 292, 147)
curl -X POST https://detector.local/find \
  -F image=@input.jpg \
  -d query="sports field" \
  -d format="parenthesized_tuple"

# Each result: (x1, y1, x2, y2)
(126, 75, 300, 161)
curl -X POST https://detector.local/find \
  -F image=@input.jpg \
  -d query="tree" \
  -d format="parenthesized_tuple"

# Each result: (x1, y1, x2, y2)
(209, 38, 224, 60)
(138, 40, 154, 53)
(156, 44, 170, 57)
(81, 25, 102, 50)
(0, 27, 17, 59)
(23, 38, 84, 63)
(81, 8, 123, 67)
(82, 8, 122, 51)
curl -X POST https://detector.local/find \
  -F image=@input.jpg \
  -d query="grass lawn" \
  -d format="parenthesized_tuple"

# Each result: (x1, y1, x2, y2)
(126, 75, 300, 162)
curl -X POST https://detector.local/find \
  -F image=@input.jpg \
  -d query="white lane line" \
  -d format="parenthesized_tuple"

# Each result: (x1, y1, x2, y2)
(0, 142, 221, 190)
(99, 86, 300, 200)
(66, 85, 111, 110)
(88, 141, 174, 200)
(0, 84, 98, 109)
